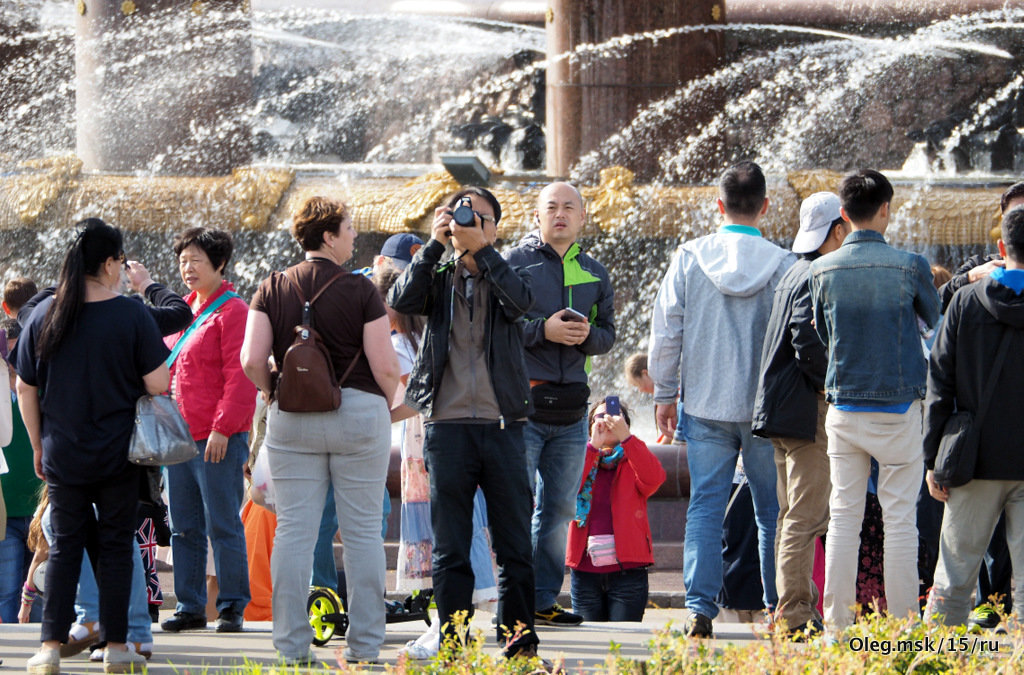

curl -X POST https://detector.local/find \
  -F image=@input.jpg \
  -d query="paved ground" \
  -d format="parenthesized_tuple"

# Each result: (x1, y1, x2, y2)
(4, 570, 772, 672)
(1, 609, 770, 673)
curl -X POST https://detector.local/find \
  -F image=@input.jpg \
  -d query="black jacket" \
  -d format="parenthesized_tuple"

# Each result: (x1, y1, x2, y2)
(387, 238, 535, 420)
(939, 252, 1001, 313)
(924, 275, 1024, 478)
(502, 231, 616, 384)
(752, 255, 828, 440)
(19, 283, 192, 337)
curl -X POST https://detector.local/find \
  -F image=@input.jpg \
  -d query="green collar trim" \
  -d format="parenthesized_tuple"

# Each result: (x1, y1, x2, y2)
(562, 242, 600, 287)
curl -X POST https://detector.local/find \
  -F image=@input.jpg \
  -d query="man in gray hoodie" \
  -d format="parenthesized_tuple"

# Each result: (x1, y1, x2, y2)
(649, 161, 795, 638)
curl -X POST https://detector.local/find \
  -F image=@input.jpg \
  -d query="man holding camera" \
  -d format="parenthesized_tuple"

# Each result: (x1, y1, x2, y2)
(387, 187, 541, 659)
(504, 182, 616, 626)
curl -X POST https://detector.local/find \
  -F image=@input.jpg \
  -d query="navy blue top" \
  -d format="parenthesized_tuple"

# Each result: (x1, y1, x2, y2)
(15, 296, 170, 484)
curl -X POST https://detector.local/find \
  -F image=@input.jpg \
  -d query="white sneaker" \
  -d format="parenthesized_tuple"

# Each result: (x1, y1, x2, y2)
(103, 647, 148, 673)
(26, 648, 60, 675)
(400, 622, 440, 660)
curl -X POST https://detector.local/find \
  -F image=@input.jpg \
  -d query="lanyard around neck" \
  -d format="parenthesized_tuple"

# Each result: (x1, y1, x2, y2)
(165, 290, 238, 368)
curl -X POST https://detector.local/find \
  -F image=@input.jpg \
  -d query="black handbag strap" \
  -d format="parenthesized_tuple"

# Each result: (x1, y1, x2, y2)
(974, 327, 1015, 428)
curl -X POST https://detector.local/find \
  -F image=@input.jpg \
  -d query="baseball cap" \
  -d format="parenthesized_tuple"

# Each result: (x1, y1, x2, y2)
(378, 233, 424, 269)
(792, 192, 842, 254)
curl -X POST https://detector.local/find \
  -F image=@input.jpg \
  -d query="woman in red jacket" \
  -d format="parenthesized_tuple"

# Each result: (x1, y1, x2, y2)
(160, 227, 256, 634)
(566, 399, 666, 621)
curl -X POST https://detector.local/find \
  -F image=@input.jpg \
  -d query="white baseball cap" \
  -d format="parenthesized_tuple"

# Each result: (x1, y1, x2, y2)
(792, 192, 842, 254)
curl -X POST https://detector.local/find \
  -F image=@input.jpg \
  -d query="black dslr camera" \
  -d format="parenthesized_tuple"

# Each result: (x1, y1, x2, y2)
(451, 196, 478, 227)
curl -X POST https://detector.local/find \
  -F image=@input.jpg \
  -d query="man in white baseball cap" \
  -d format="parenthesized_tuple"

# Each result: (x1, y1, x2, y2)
(792, 192, 844, 254)
(752, 190, 848, 640)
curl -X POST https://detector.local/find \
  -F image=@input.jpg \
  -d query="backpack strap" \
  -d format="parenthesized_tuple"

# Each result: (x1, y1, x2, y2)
(282, 265, 346, 326)
(338, 348, 363, 387)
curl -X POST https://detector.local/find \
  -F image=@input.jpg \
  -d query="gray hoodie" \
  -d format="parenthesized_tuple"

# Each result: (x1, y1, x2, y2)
(649, 229, 795, 423)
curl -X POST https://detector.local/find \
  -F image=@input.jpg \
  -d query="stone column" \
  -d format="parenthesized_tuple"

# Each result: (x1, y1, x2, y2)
(545, 0, 725, 178)
(75, 0, 251, 175)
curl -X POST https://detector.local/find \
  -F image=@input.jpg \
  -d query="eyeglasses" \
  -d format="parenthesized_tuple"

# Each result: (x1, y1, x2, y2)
(473, 211, 495, 224)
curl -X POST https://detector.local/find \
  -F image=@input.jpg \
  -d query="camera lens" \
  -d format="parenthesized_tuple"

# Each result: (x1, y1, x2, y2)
(452, 199, 477, 227)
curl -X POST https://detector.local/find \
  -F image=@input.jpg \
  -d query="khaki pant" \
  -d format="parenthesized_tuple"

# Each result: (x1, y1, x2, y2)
(823, 403, 923, 631)
(925, 479, 1024, 625)
(772, 395, 830, 628)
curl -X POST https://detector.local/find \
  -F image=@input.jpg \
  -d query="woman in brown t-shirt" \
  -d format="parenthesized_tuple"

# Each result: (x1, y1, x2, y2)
(241, 196, 398, 665)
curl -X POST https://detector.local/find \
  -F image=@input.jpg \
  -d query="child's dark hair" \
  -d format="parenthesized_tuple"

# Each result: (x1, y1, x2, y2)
(624, 353, 647, 384)
(3, 277, 37, 313)
(587, 398, 631, 429)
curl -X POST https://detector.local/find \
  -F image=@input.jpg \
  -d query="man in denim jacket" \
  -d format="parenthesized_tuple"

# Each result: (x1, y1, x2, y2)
(809, 170, 940, 634)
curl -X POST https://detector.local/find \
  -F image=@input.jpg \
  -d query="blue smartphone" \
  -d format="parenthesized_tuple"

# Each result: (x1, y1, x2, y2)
(605, 395, 620, 416)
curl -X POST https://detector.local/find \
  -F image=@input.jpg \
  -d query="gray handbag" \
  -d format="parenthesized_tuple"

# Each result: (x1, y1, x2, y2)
(128, 394, 198, 466)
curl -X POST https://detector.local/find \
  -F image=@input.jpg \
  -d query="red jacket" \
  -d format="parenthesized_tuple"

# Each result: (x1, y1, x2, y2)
(566, 435, 666, 568)
(165, 280, 256, 441)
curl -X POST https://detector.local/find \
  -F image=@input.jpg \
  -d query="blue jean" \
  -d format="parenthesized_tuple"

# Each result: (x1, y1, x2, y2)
(682, 414, 778, 619)
(0, 516, 41, 623)
(167, 432, 250, 615)
(312, 490, 339, 589)
(523, 417, 589, 609)
(673, 400, 688, 443)
(570, 567, 649, 621)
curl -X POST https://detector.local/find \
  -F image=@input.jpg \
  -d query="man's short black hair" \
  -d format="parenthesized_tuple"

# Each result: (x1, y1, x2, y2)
(718, 161, 766, 218)
(1002, 206, 1024, 263)
(447, 187, 502, 224)
(838, 169, 893, 223)
(1000, 182, 1024, 214)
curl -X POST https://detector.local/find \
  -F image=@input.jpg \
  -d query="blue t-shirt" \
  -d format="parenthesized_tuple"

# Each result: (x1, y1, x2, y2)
(15, 296, 170, 484)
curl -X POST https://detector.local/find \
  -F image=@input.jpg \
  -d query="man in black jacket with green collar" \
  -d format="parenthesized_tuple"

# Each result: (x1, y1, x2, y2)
(503, 181, 615, 627)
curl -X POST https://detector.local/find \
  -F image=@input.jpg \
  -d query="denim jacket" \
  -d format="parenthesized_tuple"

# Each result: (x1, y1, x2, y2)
(809, 230, 940, 406)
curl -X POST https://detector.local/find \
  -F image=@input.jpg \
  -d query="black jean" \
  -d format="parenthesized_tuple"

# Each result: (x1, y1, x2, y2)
(570, 566, 649, 621)
(423, 421, 538, 655)
(43, 463, 140, 644)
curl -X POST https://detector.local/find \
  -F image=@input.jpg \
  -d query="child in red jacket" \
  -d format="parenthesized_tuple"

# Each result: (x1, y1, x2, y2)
(566, 398, 666, 621)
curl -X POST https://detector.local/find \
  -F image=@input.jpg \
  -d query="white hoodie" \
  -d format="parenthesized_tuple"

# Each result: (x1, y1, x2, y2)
(649, 229, 795, 423)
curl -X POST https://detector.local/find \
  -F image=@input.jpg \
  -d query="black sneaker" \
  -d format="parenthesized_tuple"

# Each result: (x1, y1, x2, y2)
(684, 612, 713, 638)
(968, 605, 1001, 632)
(787, 619, 824, 642)
(215, 609, 244, 633)
(160, 611, 207, 632)
(535, 603, 583, 626)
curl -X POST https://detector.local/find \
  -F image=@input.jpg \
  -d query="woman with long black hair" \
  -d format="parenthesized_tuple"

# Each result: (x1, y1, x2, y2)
(15, 218, 170, 675)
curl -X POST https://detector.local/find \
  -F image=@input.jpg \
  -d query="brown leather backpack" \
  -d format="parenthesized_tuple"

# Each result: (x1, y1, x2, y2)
(275, 268, 360, 413)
